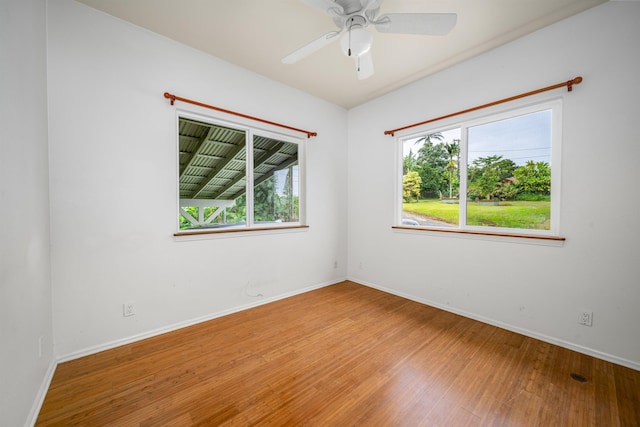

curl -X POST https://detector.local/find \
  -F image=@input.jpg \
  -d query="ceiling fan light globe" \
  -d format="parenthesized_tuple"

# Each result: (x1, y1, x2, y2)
(339, 26, 372, 57)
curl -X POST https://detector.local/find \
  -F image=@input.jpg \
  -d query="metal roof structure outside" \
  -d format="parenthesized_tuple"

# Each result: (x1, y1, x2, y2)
(178, 117, 299, 204)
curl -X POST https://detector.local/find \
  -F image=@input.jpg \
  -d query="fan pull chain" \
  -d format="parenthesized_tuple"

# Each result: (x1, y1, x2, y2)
(347, 17, 353, 56)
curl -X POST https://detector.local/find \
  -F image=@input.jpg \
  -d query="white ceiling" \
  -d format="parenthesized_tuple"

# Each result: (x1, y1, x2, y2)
(75, 0, 607, 109)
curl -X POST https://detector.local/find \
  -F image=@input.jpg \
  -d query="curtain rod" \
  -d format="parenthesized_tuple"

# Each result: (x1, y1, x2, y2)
(164, 92, 317, 139)
(384, 76, 583, 137)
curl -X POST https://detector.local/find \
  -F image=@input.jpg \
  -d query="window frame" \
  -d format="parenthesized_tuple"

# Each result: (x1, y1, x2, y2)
(395, 97, 563, 240)
(175, 109, 307, 237)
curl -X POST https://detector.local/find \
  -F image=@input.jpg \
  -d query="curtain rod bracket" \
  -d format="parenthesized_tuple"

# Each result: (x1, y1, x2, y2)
(164, 92, 176, 105)
(567, 76, 583, 92)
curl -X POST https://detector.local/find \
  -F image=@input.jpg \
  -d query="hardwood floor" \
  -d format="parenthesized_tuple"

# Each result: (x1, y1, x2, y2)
(37, 281, 640, 426)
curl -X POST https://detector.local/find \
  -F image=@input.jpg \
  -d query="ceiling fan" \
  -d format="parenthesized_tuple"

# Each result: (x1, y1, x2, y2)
(282, 0, 457, 80)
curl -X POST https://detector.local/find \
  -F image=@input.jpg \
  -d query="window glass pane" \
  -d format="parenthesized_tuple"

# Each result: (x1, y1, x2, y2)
(401, 129, 461, 227)
(253, 135, 299, 224)
(467, 110, 551, 230)
(178, 118, 247, 230)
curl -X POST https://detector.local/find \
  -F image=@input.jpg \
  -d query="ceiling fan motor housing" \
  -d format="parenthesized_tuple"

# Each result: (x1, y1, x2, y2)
(340, 15, 372, 57)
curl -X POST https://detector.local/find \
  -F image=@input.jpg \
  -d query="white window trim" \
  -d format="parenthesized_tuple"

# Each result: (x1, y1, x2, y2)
(395, 97, 563, 241)
(175, 109, 307, 237)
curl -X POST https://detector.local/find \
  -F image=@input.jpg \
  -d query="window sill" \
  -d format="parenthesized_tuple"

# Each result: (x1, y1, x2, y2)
(174, 225, 309, 240)
(392, 226, 565, 245)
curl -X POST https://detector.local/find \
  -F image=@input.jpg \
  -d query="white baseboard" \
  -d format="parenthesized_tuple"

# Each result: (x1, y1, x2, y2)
(25, 358, 57, 427)
(350, 277, 640, 372)
(57, 279, 341, 364)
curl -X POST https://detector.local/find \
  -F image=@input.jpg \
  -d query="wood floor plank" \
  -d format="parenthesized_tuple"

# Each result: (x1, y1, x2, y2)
(37, 281, 640, 426)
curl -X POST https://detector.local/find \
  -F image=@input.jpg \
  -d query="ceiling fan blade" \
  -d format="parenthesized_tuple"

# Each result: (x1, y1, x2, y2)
(375, 13, 457, 36)
(356, 51, 374, 80)
(282, 31, 341, 64)
(300, 0, 344, 16)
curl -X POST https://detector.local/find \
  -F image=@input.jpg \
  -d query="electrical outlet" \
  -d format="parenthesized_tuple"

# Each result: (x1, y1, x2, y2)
(578, 311, 592, 326)
(334, 260, 338, 269)
(38, 336, 44, 358)
(123, 301, 136, 317)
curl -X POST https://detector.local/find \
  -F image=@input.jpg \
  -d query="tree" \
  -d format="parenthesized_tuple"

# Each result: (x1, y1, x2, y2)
(403, 148, 417, 175)
(442, 140, 460, 198)
(514, 161, 551, 196)
(468, 155, 516, 200)
(415, 140, 447, 197)
(227, 194, 247, 223)
(254, 175, 277, 222)
(414, 132, 444, 147)
(468, 155, 517, 200)
(403, 171, 422, 202)
(278, 166, 297, 221)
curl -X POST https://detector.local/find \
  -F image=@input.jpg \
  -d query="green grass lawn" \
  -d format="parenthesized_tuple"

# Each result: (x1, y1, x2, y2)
(403, 198, 550, 230)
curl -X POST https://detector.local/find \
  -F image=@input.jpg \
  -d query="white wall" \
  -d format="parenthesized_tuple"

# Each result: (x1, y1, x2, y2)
(347, 1, 640, 369)
(47, 0, 348, 358)
(0, 0, 55, 425)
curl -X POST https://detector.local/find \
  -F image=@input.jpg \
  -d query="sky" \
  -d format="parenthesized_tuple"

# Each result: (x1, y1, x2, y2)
(273, 165, 299, 196)
(404, 109, 552, 167)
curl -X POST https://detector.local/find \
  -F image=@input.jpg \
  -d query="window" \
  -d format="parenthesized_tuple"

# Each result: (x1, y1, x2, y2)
(397, 100, 561, 237)
(178, 114, 304, 233)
